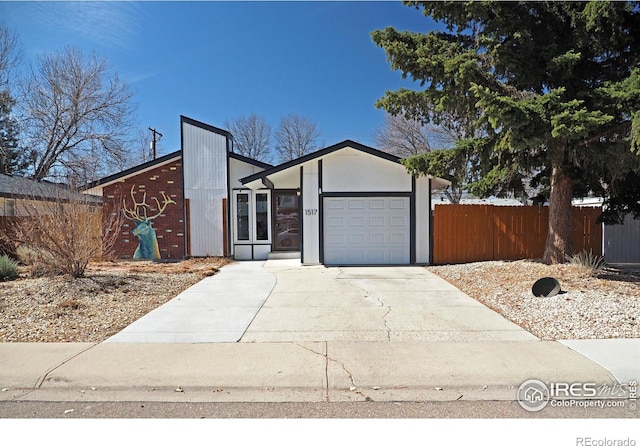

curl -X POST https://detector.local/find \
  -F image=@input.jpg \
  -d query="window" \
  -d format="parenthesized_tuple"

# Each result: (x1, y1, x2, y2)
(255, 193, 269, 241)
(233, 190, 271, 244)
(5, 199, 15, 217)
(236, 193, 249, 241)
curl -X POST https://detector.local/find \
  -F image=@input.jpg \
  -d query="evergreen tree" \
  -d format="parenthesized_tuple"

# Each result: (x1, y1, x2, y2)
(372, 1, 640, 263)
(0, 90, 24, 175)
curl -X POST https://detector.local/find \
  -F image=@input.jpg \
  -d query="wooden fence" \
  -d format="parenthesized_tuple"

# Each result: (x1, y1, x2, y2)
(432, 204, 602, 264)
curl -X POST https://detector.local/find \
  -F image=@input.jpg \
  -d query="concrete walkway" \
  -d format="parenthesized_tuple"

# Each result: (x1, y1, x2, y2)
(559, 339, 640, 385)
(105, 261, 276, 343)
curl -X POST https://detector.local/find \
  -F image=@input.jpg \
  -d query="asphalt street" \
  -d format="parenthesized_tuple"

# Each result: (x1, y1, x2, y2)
(0, 400, 637, 418)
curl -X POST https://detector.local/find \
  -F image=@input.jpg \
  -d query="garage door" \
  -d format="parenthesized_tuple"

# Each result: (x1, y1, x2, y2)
(323, 196, 410, 265)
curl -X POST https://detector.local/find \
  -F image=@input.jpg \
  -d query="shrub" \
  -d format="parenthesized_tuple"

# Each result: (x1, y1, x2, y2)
(0, 255, 19, 281)
(569, 249, 607, 273)
(4, 183, 122, 278)
(16, 245, 59, 277)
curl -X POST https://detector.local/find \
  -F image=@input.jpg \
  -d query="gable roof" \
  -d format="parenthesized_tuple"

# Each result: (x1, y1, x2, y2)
(82, 150, 183, 191)
(83, 148, 272, 192)
(240, 140, 401, 185)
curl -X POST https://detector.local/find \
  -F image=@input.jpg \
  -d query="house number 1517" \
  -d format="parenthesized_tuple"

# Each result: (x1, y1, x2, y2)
(304, 209, 318, 215)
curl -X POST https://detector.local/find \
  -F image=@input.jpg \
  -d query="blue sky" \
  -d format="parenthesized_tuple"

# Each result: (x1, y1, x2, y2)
(0, 1, 437, 160)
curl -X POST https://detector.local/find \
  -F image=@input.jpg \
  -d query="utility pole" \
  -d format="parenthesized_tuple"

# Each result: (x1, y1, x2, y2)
(148, 127, 163, 160)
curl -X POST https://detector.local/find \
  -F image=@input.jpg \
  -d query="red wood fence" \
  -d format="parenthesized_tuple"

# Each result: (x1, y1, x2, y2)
(432, 204, 602, 264)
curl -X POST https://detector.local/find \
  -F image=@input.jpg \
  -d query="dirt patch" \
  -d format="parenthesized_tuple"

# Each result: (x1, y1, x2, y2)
(0, 257, 232, 342)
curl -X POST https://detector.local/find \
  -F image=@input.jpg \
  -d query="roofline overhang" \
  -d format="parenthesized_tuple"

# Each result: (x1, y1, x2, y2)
(229, 151, 274, 170)
(240, 140, 401, 186)
(82, 150, 182, 191)
(180, 115, 232, 139)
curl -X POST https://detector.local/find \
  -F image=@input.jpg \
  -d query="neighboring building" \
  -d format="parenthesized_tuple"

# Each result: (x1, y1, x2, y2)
(1, 173, 101, 217)
(1, 173, 102, 256)
(86, 116, 449, 265)
(432, 190, 526, 207)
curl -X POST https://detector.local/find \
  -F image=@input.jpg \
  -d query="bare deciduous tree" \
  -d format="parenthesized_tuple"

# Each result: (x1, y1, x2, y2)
(0, 25, 23, 175)
(375, 113, 457, 158)
(274, 114, 320, 162)
(20, 46, 136, 183)
(0, 24, 21, 89)
(225, 114, 272, 162)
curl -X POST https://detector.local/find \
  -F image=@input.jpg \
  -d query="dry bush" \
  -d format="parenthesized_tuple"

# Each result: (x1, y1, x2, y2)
(4, 184, 122, 278)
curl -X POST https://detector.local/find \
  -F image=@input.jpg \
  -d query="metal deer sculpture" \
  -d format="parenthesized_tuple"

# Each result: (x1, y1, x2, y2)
(122, 186, 176, 260)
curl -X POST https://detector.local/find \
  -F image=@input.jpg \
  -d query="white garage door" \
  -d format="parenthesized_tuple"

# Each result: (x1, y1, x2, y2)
(323, 196, 410, 265)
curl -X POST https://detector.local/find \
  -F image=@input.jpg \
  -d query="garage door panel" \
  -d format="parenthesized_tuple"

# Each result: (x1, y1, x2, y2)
(325, 233, 344, 244)
(349, 234, 365, 244)
(370, 233, 385, 244)
(327, 200, 345, 210)
(390, 216, 407, 227)
(348, 199, 365, 210)
(323, 196, 410, 265)
(369, 199, 385, 209)
(389, 199, 407, 209)
(326, 216, 345, 228)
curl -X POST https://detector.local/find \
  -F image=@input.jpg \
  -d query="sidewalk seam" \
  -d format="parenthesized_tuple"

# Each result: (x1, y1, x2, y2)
(324, 342, 329, 402)
(238, 262, 278, 342)
(34, 343, 99, 389)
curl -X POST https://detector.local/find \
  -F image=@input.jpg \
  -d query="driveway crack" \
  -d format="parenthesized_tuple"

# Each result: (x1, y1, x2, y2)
(336, 270, 393, 342)
(295, 342, 373, 402)
(380, 304, 392, 342)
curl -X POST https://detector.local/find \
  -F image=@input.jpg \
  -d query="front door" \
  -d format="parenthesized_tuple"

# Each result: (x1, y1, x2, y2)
(273, 191, 300, 251)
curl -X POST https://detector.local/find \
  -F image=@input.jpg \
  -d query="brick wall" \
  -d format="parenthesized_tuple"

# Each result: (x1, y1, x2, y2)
(102, 159, 185, 260)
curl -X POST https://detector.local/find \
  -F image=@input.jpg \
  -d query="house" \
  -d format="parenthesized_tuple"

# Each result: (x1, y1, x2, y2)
(85, 116, 449, 265)
(1, 173, 102, 255)
(1, 173, 101, 217)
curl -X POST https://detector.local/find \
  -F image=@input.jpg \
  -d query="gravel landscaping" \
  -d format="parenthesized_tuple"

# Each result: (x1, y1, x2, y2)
(0, 258, 230, 342)
(427, 260, 640, 340)
(0, 257, 638, 342)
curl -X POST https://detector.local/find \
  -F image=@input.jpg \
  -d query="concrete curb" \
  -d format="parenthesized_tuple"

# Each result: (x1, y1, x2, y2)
(0, 341, 620, 403)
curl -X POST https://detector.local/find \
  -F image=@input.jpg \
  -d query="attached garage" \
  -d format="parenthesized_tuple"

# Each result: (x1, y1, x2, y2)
(323, 196, 411, 265)
(241, 140, 449, 266)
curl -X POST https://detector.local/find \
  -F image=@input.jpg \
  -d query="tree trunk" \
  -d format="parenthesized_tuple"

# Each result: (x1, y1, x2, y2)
(543, 163, 574, 264)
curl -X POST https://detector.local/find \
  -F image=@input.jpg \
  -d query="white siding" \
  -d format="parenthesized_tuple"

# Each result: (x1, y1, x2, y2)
(182, 120, 229, 257)
(415, 176, 431, 264)
(229, 158, 267, 189)
(322, 147, 411, 192)
(301, 162, 320, 264)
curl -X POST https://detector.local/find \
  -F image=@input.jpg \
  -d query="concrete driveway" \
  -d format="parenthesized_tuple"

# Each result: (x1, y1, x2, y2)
(240, 258, 537, 343)
(107, 258, 536, 343)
